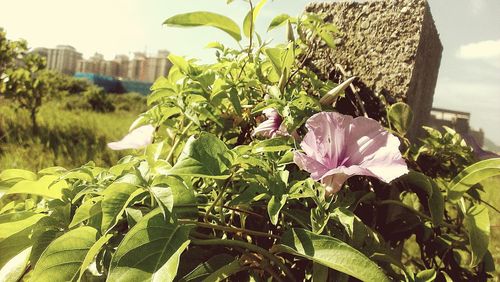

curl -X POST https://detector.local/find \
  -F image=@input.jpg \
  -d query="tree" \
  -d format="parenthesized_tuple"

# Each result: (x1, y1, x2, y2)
(3, 53, 56, 134)
(0, 28, 27, 93)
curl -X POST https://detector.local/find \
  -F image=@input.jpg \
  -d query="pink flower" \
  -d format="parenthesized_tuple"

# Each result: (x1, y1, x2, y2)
(108, 125, 155, 150)
(294, 112, 408, 195)
(253, 108, 288, 138)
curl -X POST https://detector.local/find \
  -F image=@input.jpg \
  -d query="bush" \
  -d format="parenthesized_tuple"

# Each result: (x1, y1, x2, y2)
(0, 3, 497, 282)
(83, 85, 115, 113)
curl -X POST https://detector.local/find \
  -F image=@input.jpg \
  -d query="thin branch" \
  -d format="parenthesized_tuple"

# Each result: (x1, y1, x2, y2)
(204, 177, 232, 222)
(181, 220, 280, 239)
(166, 120, 194, 165)
(190, 238, 296, 281)
(283, 43, 315, 90)
(334, 63, 368, 117)
(237, 0, 254, 80)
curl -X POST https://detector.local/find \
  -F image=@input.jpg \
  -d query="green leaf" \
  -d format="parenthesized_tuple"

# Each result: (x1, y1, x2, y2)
(253, 137, 292, 153)
(202, 259, 243, 281)
(275, 228, 389, 282)
(179, 254, 235, 282)
(402, 171, 444, 226)
(205, 41, 225, 50)
(78, 233, 113, 280)
(0, 247, 31, 282)
(268, 194, 288, 225)
(319, 77, 355, 106)
(164, 12, 241, 41)
(387, 102, 413, 136)
(151, 176, 197, 218)
(463, 204, 490, 267)
(448, 158, 500, 201)
(0, 169, 37, 188)
(268, 14, 291, 31)
(108, 209, 193, 282)
(169, 133, 234, 179)
(69, 197, 102, 229)
(228, 88, 242, 115)
(168, 54, 190, 74)
(264, 47, 283, 76)
(0, 212, 46, 240)
(30, 226, 99, 282)
(0, 212, 46, 269)
(415, 269, 436, 282)
(101, 183, 142, 233)
(0, 228, 33, 270)
(3, 175, 67, 199)
(243, 0, 268, 38)
(318, 26, 336, 48)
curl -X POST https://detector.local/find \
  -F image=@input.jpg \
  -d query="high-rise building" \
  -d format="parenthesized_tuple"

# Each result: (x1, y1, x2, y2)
(45, 45, 82, 75)
(144, 50, 172, 82)
(76, 60, 95, 73)
(43, 45, 171, 82)
(128, 52, 147, 81)
(114, 55, 129, 79)
(77, 53, 120, 77)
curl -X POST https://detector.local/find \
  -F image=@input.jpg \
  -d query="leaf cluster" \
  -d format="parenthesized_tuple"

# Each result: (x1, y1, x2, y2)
(0, 3, 498, 282)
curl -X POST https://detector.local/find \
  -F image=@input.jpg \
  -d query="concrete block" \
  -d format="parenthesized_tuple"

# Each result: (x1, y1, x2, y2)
(305, 0, 442, 140)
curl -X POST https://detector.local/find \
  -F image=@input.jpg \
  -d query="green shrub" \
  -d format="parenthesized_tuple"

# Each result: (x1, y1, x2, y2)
(0, 3, 498, 282)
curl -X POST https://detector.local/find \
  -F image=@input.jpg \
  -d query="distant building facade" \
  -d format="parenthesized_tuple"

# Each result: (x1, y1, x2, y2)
(76, 50, 172, 82)
(34, 45, 82, 75)
(33, 44, 171, 82)
(428, 107, 484, 147)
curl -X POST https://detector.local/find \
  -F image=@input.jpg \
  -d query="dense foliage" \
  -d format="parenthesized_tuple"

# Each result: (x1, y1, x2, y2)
(0, 1, 498, 281)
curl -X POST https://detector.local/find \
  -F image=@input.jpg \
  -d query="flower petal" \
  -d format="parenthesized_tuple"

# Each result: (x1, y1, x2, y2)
(321, 173, 349, 195)
(342, 116, 394, 166)
(253, 108, 288, 138)
(107, 125, 155, 150)
(293, 152, 329, 180)
(303, 112, 353, 168)
(252, 119, 279, 138)
(359, 143, 409, 183)
(294, 111, 409, 191)
(263, 108, 280, 119)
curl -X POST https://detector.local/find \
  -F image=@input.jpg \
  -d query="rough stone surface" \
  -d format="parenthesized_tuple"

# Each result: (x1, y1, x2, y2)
(305, 0, 442, 140)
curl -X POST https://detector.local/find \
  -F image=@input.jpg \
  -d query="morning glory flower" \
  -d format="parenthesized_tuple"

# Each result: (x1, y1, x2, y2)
(107, 125, 155, 150)
(253, 108, 288, 138)
(294, 112, 408, 195)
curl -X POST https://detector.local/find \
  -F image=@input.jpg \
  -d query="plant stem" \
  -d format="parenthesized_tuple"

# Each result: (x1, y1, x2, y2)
(284, 43, 315, 89)
(180, 220, 280, 239)
(176, 203, 264, 218)
(333, 62, 368, 118)
(204, 177, 232, 222)
(190, 238, 296, 281)
(237, 0, 254, 80)
(166, 120, 194, 165)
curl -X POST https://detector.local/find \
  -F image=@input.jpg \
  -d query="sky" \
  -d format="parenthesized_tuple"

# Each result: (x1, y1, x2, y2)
(0, 0, 499, 144)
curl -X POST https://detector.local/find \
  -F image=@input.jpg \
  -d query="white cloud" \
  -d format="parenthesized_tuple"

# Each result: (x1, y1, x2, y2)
(457, 39, 500, 60)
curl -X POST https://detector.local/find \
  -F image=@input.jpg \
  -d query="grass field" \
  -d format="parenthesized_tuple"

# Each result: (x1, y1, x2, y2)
(0, 93, 146, 171)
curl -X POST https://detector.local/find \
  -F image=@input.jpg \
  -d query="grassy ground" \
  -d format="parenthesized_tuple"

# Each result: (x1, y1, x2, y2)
(0, 93, 146, 171)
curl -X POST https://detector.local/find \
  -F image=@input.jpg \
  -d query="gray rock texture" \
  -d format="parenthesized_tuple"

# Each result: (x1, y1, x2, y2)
(305, 0, 442, 140)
